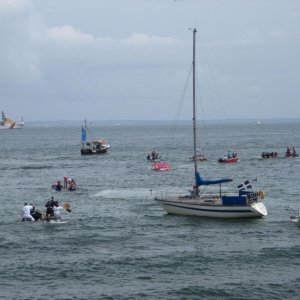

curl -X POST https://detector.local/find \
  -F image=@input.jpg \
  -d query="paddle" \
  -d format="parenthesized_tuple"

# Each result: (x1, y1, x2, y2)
(63, 203, 72, 213)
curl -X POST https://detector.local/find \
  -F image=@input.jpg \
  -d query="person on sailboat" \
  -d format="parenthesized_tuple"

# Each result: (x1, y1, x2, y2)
(188, 185, 198, 197)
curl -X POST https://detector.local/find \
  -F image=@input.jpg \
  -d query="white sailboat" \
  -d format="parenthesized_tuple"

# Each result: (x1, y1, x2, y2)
(155, 28, 267, 218)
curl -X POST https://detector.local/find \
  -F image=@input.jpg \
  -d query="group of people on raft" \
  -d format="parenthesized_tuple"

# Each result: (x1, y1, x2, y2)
(52, 177, 77, 191)
(261, 146, 298, 159)
(147, 151, 161, 161)
(20, 197, 71, 222)
(261, 152, 279, 159)
(286, 146, 298, 157)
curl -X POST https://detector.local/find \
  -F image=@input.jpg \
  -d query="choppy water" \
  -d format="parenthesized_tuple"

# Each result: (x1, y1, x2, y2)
(0, 122, 299, 300)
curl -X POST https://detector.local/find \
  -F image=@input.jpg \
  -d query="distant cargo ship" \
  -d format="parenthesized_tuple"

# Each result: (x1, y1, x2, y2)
(0, 111, 24, 129)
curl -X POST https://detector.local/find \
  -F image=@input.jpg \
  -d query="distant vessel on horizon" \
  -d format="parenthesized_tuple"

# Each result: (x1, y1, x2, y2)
(0, 111, 24, 129)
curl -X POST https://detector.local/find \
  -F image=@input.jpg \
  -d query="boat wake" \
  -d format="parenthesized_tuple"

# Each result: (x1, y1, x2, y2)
(93, 188, 154, 200)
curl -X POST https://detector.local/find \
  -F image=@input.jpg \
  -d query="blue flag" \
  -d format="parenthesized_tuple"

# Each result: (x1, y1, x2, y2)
(81, 127, 86, 142)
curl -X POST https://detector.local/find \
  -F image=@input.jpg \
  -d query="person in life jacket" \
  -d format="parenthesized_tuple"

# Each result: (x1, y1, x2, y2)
(63, 177, 68, 188)
(68, 180, 76, 191)
(52, 181, 62, 191)
(21, 203, 35, 221)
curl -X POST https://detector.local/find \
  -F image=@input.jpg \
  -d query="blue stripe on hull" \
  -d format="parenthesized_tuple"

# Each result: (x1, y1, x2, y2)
(161, 202, 254, 213)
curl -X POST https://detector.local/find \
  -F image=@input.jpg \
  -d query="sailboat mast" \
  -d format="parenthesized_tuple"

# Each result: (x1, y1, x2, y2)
(192, 28, 198, 182)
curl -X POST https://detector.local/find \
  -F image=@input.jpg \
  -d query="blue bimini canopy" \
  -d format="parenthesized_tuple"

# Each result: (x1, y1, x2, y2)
(195, 172, 233, 186)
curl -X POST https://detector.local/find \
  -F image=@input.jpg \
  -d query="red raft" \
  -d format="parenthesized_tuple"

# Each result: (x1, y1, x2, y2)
(218, 152, 239, 163)
(151, 161, 171, 171)
(218, 157, 239, 163)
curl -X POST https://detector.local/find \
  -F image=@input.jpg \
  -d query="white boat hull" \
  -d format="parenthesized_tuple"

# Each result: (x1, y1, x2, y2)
(0, 122, 24, 129)
(155, 199, 267, 218)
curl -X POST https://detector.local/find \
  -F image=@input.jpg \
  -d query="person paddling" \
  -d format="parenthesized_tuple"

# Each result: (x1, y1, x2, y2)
(45, 196, 58, 222)
(53, 204, 64, 220)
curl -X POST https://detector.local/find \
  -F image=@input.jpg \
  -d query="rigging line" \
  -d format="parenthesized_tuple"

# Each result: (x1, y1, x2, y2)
(196, 37, 230, 121)
(160, 64, 192, 166)
(196, 35, 233, 122)
(195, 67, 208, 153)
(168, 63, 193, 139)
(86, 121, 97, 141)
(196, 35, 235, 150)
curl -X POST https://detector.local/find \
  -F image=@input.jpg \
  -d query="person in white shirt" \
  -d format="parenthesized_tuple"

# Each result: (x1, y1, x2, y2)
(53, 205, 64, 220)
(21, 203, 35, 221)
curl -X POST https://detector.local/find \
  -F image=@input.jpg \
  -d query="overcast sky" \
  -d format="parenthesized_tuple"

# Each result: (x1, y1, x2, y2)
(0, 0, 300, 122)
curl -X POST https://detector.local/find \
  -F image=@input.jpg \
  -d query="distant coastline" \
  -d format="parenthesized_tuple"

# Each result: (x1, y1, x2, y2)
(25, 118, 300, 127)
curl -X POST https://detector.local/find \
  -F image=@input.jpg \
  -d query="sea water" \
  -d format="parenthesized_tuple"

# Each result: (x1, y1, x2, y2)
(0, 121, 299, 300)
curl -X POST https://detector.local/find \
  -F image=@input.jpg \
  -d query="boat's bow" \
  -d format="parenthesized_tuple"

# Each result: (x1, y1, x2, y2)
(250, 201, 267, 217)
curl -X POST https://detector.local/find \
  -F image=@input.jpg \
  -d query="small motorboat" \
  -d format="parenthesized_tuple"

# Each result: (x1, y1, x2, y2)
(152, 161, 170, 171)
(285, 146, 298, 158)
(190, 154, 207, 162)
(218, 156, 239, 163)
(219, 151, 239, 163)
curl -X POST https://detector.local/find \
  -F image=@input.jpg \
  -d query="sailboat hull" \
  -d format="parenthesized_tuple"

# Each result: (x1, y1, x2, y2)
(155, 199, 267, 218)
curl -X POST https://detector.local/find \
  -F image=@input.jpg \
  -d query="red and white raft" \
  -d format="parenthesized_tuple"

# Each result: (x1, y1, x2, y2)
(151, 161, 171, 171)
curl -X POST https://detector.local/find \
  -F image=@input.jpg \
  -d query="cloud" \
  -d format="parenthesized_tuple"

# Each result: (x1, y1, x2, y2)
(47, 25, 95, 47)
(0, 0, 42, 85)
(1, 0, 300, 120)
(270, 29, 287, 39)
(0, 0, 32, 12)
(121, 33, 181, 47)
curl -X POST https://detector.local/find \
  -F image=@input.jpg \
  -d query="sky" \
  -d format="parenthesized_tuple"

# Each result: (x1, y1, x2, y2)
(0, 0, 300, 122)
